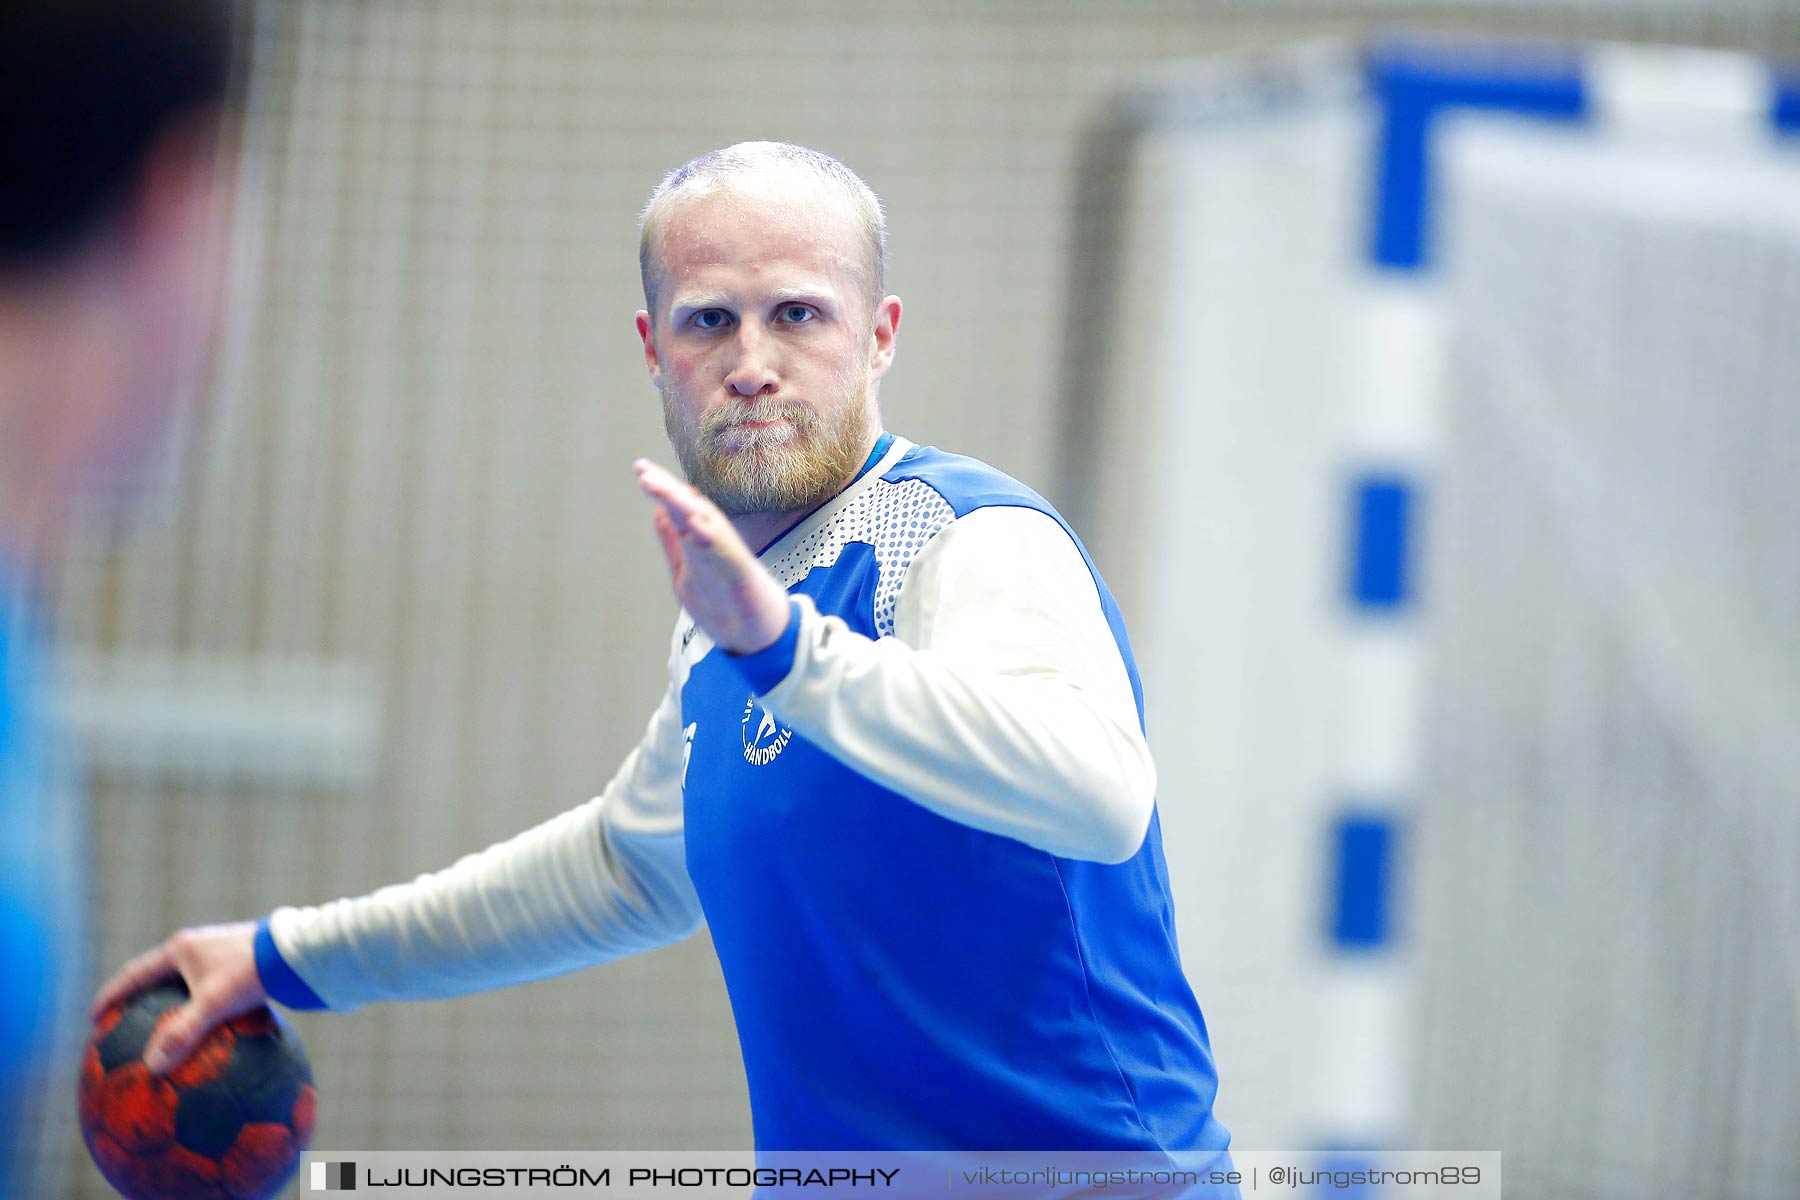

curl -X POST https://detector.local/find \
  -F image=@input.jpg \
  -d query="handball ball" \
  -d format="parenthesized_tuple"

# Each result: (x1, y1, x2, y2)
(79, 981, 316, 1200)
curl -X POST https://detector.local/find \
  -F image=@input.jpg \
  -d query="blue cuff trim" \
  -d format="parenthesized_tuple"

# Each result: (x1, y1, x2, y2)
(727, 598, 802, 695)
(254, 917, 329, 1011)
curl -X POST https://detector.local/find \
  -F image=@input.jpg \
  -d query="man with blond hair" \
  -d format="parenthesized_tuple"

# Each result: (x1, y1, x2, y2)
(98, 141, 1233, 1163)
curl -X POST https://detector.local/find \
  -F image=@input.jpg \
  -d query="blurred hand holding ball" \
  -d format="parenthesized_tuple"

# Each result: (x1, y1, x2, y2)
(79, 982, 315, 1200)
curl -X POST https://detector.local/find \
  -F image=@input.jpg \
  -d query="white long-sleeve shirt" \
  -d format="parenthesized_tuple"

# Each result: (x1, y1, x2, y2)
(266, 435, 1154, 1012)
(265, 435, 1229, 1155)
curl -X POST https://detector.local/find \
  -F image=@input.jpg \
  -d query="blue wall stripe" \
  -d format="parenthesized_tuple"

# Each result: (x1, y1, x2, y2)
(1329, 812, 1399, 949)
(1366, 41, 1587, 271)
(1775, 72, 1800, 133)
(1348, 476, 1414, 611)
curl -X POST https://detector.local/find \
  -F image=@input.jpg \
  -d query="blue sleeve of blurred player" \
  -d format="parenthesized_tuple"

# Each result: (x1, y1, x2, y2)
(0, 567, 59, 1195)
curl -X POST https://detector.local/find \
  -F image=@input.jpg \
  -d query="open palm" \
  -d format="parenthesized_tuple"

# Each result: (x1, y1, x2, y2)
(633, 459, 792, 656)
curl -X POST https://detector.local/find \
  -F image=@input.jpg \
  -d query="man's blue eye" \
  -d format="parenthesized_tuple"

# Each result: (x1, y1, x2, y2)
(780, 305, 815, 323)
(693, 310, 728, 330)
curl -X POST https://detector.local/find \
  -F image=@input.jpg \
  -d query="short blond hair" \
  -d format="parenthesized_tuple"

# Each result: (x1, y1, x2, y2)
(638, 141, 887, 319)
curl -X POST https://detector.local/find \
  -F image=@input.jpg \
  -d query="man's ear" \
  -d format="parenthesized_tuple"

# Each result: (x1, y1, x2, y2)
(868, 296, 902, 381)
(636, 310, 662, 385)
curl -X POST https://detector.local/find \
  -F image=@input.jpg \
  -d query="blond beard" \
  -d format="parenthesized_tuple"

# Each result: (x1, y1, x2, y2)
(662, 369, 875, 517)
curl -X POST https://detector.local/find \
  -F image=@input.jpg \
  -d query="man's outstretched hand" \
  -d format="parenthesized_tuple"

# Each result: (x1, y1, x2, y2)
(634, 459, 792, 656)
(89, 921, 267, 1075)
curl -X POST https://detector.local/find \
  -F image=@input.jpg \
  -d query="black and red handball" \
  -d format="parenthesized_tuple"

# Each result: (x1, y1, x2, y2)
(79, 982, 317, 1200)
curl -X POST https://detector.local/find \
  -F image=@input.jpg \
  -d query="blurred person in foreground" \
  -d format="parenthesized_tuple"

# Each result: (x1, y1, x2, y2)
(96, 142, 1233, 1180)
(1, 0, 237, 1192)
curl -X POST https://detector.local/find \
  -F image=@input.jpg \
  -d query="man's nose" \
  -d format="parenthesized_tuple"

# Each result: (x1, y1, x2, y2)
(723, 321, 779, 397)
